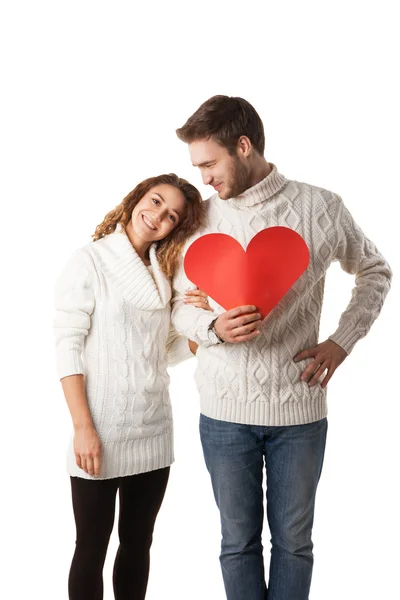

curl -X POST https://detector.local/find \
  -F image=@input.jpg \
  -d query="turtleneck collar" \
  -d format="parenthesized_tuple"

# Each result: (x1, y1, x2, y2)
(225, 163, 287, 208)
(88, 231, 171, 311)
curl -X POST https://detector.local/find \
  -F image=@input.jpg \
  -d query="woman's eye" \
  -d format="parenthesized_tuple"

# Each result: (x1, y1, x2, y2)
(169, 215, 176, 222)
(152, 198, 160, 205)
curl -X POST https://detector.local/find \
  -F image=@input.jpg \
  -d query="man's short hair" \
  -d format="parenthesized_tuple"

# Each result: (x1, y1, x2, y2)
(176, 95, 265, 156)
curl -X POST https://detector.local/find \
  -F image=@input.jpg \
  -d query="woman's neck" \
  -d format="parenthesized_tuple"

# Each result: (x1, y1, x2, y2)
(125, 223, 151, 265)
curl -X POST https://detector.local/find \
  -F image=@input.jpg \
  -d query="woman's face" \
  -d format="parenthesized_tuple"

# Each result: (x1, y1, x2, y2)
(129, 183, 187, 244)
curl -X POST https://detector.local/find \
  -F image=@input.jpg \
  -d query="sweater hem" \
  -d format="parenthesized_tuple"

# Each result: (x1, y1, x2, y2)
(66, 430, 174, 480)
(199, 395, 328, 427)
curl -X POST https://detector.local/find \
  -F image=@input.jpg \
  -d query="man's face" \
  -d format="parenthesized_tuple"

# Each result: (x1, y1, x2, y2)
(189, 138, 250, 200)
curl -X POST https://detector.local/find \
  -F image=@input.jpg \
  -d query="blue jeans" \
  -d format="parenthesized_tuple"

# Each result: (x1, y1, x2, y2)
(200, 414, 328, 600)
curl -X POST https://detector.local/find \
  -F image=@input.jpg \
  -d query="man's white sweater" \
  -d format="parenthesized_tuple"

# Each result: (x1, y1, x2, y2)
(171, 165, 392, 426)
(54, 231, 192, 479)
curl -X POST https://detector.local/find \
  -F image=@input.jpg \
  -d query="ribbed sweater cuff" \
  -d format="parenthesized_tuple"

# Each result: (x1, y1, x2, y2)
(56, 347, 84, 380)
(194, 312, 219, 347)
(328, 328, 359, 354)
(167, 336, 193, 367)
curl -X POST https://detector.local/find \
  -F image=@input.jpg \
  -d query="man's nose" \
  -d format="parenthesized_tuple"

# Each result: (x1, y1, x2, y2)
(202, 171, 213, 185)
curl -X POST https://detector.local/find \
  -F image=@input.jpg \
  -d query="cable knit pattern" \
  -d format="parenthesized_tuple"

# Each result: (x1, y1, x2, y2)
(171, 165, 392, 427)
(54, 231, 192, 479)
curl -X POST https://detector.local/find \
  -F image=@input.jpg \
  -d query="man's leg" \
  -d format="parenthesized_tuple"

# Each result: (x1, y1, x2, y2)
(265, 418, 328, 600)
(200, 414, 267, 600)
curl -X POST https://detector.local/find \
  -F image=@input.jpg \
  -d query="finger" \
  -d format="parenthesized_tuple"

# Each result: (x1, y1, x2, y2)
(229, 330, 261, 344)
(184, 301, 210, 310)
(308, 362, 329, 387)
(230, 322, 260, 338)
(185, 297, 209, 305)
(294, 347, 318, 361)
(85, 457, 94, 476)
(195, 302, 214, 312)
(230, 312, 262, 329)
(75, 453, 82, 469)
(227, 305, 257, 318)
(189, 289, 208, 298)
(300, 360, 322, 382)
(321, 364, 336, 389)
(93, 454, 101, 478)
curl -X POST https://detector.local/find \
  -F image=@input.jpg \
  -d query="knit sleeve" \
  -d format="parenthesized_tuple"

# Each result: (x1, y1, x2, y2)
(53, 249, 95, 379)
(165, 323, 193, 367)
(170, 258, 219, 347)
(328, 196, 392, 354)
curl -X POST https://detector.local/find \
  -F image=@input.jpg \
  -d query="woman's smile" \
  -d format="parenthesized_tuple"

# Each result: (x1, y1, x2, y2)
(142, 214, 158, 231)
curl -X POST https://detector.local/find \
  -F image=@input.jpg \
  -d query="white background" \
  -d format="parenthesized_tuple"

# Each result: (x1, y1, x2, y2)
(1, 1, 399, 599)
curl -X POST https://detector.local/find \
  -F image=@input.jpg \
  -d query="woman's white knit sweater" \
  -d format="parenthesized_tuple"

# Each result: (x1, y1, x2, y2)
(171, 165, 392, 427)
(54, 231, 192, 480)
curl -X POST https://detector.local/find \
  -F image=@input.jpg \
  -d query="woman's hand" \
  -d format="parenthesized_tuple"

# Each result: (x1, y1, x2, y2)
(74, 425, 102, 477)
(183, 289, 213, 311)
(188, 339, 199, 355)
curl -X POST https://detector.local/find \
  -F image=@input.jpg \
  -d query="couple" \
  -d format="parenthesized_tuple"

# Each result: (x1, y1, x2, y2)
(54, 95, 392, 600)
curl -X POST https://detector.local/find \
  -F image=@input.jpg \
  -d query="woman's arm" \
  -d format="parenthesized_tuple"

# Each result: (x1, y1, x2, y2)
(54, 249, 100, 477)
(185, 289, 213, 355)
(61, 374, 101, 477)
(167, 289, 213, 364)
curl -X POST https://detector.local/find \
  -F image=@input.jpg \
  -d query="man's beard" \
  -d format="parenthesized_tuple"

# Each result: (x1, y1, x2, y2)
(219, 159, 251, 200)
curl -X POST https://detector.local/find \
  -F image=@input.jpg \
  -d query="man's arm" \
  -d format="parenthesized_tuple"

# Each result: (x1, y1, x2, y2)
(171, 256, 261, 346)
(295, 195, 392, 387)
(327, 196, 392, 351)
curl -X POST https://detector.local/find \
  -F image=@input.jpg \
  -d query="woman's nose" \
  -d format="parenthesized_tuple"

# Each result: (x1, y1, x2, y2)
(155, 208, 167, 221)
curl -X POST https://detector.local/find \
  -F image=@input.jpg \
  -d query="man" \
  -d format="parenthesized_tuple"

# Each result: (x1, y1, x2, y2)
(171, 95, 392, 600)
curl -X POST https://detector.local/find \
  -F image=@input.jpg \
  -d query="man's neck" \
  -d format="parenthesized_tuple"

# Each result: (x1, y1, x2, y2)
(226, 163, 287, 208)
(247, 159, 272, 190)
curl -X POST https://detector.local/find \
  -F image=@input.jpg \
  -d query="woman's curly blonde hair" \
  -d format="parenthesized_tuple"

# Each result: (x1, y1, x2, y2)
(92, 174, 205, 279)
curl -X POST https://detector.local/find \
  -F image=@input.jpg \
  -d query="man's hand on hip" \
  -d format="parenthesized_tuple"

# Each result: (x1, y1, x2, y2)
(214, 306, 261, 343)
(294, 339, 348, 388)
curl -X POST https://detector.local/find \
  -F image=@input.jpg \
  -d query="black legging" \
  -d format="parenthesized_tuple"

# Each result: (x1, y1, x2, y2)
(68, 467, 170, 600)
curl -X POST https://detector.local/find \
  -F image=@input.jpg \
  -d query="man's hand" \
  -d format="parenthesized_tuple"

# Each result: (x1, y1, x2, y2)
(294, 339, 348, 388)
(214, 306, 261, 343)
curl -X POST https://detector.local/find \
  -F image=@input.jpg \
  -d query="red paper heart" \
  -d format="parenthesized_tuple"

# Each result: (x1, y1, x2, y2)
(184, 227, 310, 318)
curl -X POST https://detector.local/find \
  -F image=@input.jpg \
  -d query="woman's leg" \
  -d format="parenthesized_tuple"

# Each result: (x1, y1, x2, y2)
(69, 476, 119, 600)
(113, 467, 170, 600)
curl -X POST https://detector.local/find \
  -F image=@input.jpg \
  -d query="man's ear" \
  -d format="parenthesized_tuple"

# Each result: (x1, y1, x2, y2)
(237, 136, 252, 158)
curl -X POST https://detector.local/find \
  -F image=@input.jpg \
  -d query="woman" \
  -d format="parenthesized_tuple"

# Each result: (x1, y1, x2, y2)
(54, 173, 212, 600)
